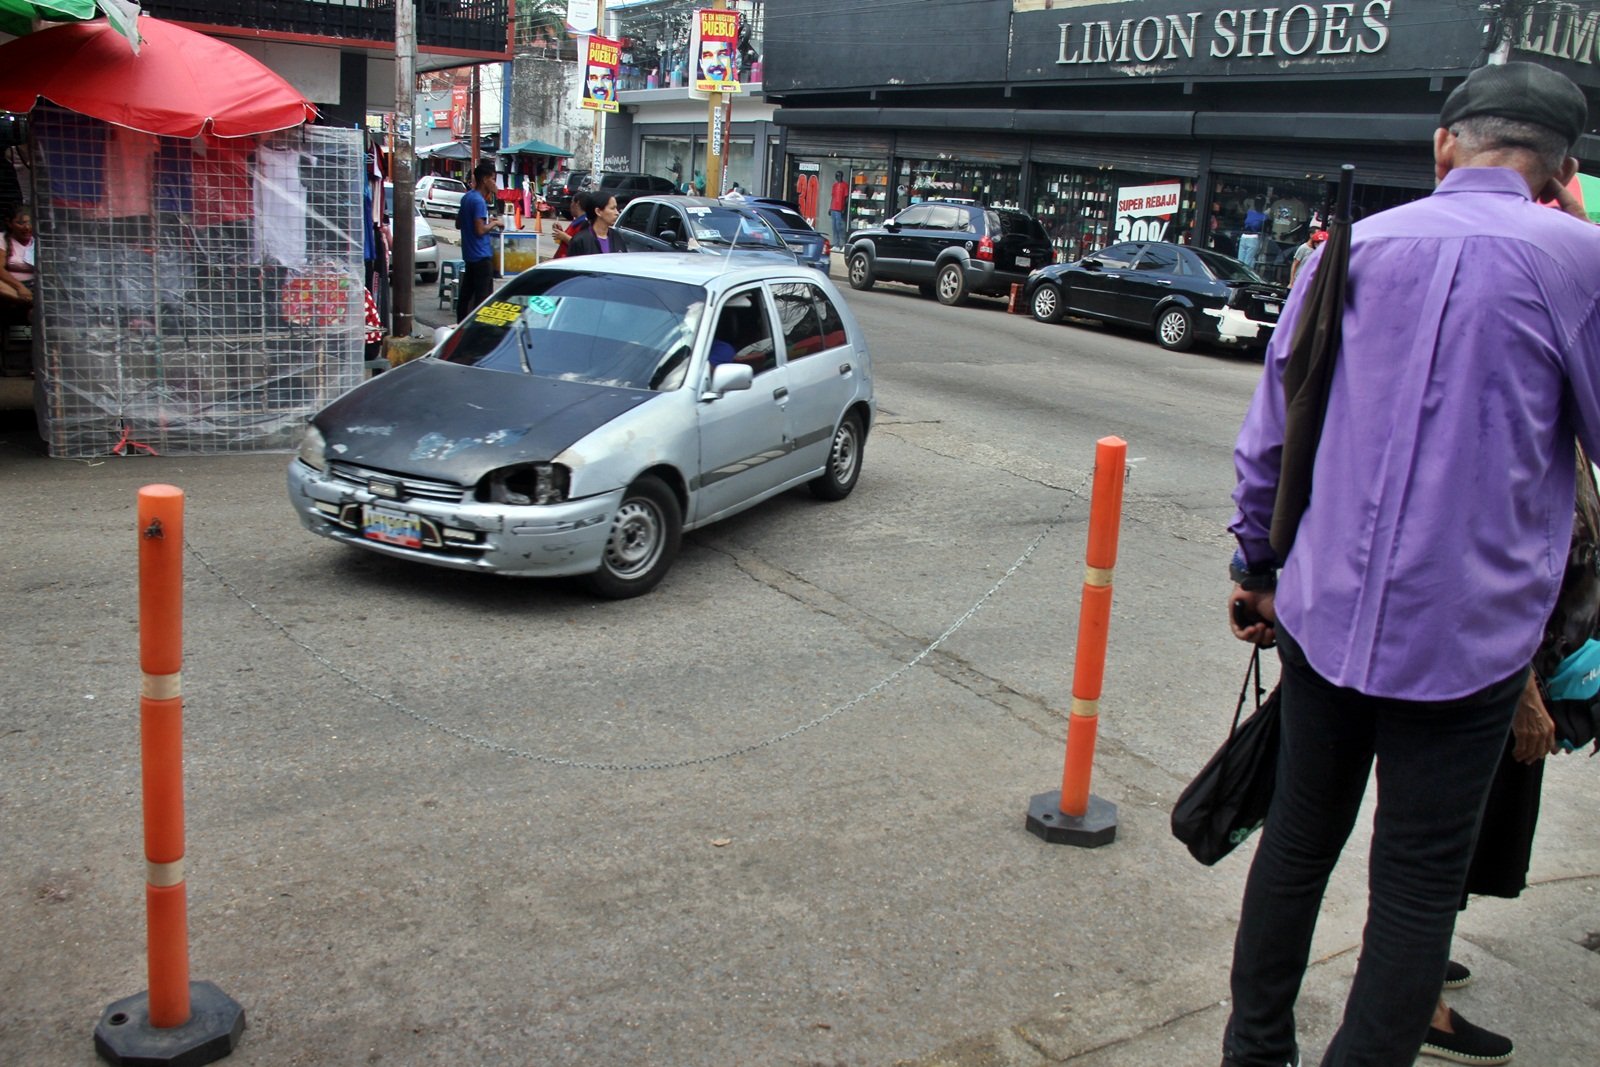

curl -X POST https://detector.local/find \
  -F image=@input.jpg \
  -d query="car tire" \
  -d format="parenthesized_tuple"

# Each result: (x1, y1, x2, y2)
(586, 475, 682, 599)
(809, 413, 864, 501)
(418, 271, 438, 284)
(848, 251, 875, 291)
(1031, 283, 1062, 324)
(935, 262, 969, 306)
(1156, 306, 1195, 351)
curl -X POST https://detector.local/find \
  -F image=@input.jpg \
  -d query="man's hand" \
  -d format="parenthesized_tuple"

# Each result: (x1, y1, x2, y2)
(1512, 674, 1559, 763)
(1227, 583, 1277, 647)
(1540, 160, 1588, 222)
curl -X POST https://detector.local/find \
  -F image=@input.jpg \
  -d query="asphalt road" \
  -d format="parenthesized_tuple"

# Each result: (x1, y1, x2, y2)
(3, 261, 1598, 1066)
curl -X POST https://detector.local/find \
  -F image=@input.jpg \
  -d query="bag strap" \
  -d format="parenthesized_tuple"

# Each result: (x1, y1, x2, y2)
(1228, 646, 1263, 735)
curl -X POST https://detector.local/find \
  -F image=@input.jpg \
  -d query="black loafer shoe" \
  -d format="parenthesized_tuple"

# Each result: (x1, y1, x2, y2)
(1420, 1008, 1513, 1064)
(1442, 959, 1473, 989)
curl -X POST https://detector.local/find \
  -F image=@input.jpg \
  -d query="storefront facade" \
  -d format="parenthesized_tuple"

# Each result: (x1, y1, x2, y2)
(764, 0, 1600, 282)
(607, 86, 780, 199)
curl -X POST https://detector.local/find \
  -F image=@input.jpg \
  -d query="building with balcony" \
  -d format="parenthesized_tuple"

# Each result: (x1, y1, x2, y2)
(142, 1, 511, 126)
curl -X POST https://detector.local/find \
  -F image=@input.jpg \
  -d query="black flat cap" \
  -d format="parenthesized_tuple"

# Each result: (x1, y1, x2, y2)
(1440, 61, 1588, 144)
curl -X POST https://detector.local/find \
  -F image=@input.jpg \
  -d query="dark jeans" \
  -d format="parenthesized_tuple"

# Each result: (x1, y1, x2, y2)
(456, 256, 495, 323)
(831, 208, 846, 246)
(1222, 630, 1522, 1067)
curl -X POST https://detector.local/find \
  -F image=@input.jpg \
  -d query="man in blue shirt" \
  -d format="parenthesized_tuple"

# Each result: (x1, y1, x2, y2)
(456, 160, 504, 322)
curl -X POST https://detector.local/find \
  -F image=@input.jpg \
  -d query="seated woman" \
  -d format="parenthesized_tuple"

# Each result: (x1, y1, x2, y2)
(0, 204, 34, 316)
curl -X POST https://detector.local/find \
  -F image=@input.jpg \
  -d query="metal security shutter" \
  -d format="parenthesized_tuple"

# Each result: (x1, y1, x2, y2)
(784, 130, 893, 158)
(1030, 139, 1202, 175)
(1210, 143, 1434, 189)
(892, 132, 1026, 165)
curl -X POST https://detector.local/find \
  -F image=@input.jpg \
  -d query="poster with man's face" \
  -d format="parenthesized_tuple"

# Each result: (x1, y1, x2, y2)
(582, 35, 620, 113)
(692, 8, 741, 94)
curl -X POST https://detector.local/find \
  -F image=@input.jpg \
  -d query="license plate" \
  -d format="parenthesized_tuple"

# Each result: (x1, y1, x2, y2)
(1015, 255, 1031, 268)
(362, 505, 422, 548)
(1263, 302, 1281, 315)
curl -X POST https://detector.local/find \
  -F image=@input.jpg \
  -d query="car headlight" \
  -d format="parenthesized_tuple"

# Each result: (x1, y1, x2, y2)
(417, 234, 437, 250)
(481, 463, 570, 505)
(298, 423, 327, 471)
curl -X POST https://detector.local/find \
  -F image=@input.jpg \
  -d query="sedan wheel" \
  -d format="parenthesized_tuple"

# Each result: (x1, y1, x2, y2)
(848, 251, 875, 291)
(1156, 306, 1195, 351)
(586, 475, 682, 599)
(809, 413, 864, 501)
(1031, 283, 1062, 324)
(935, 263, 969, 306)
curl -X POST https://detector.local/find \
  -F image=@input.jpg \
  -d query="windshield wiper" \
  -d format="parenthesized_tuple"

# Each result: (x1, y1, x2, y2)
(513, 316, 534, 374)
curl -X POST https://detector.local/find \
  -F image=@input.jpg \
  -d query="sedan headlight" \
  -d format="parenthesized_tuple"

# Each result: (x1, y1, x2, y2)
(417, 233, 437, 250)
(298, 423, 327, 471)
(481, 463, 570, 505)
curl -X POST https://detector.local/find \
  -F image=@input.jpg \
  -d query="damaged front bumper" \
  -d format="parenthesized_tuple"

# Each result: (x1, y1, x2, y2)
(1201, 306, 1276, 347)
(286, 460, 622, 577)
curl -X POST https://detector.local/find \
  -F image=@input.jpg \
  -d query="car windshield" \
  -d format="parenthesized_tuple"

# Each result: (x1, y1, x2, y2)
(1191, 248, 1267, 284)
(431, 179, 466, 192)
(435, 269, 705, 391)
(679, 205, 784, 248)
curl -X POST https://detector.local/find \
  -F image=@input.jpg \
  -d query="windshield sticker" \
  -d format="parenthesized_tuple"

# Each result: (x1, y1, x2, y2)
(474, 301, 523, 327)
(526, 295, 559, 317)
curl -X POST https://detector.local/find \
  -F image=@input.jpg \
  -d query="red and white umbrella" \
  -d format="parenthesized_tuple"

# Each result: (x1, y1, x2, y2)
(0, 15, 316, 137)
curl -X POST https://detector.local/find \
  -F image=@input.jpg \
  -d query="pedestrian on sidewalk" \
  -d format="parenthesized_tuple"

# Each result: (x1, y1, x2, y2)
(455, 160, 504, 322)
(565, 194, 626, 256)
(1222, 62, 1600, 1067)
(552, 191, 591, 260)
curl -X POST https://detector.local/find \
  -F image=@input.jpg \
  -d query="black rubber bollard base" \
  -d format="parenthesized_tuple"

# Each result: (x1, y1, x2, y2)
(94, 981, 245, 1067)
(1026, 790, 1118, 847)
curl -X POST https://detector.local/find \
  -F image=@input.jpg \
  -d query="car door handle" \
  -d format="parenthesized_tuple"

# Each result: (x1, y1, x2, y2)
(772, 387, 789, 400)
(838, 362, 852, 376)
(1155, 279, 1173, 285)
(1104, 272, 1121, 279)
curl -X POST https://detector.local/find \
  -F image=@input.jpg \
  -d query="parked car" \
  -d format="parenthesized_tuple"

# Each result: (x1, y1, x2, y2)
(1022, 240, 1288, 352)
(543, 170, 591, 217)
(416, 175, 468, 218)
(383, 183, 440, 283)
(591, 171, 680, 209)
(615, 196, 800, 263)
(741, 197, 830, 272)
(287, 254, 874, 598)
(845, 200, 1053, 306)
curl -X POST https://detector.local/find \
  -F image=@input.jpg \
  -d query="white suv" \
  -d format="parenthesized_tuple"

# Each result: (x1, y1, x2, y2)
(416, 175, 468, 218)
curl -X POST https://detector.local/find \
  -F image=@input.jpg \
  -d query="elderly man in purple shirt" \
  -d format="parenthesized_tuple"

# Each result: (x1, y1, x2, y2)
(1222, 63, 1600, 1067)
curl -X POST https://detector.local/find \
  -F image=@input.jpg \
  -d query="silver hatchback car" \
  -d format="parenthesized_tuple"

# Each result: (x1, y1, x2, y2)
(287, 254, 874, 597)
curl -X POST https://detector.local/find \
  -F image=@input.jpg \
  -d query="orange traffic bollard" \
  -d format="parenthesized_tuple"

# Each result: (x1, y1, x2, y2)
(95, 485, 245, 1066)
(1008, 282, 1022, 313)
(1027, 437, 1128, 848)
(514, 203, 524, 230)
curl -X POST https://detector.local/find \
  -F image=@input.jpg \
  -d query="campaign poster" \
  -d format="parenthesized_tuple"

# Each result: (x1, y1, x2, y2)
(582, 35, 620, 113)
(692, 8, 741, 94)
(565, 0, 598, 36)
(1114, 181, 1183, 243)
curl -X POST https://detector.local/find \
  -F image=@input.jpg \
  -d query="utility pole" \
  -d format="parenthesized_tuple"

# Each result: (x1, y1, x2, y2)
(392, 0, 417, 341)
(703, 0, 727, 198)
(592, 0, 607, 178)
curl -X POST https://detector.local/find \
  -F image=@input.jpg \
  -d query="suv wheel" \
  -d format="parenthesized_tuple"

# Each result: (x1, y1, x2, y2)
(935, 262, 969, 306)
(848, 251, 875, 291)
(1156, 306, 1194, 351)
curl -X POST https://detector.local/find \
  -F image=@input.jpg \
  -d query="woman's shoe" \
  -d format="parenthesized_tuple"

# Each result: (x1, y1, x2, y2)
(1420, 1008, 1513, 1064)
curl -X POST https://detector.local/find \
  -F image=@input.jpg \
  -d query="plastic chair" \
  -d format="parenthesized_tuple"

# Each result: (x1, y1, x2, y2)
(438, 258, 465, 308)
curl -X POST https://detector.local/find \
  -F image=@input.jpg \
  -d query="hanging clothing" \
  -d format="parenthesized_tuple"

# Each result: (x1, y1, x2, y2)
(254, 144, 315, 268)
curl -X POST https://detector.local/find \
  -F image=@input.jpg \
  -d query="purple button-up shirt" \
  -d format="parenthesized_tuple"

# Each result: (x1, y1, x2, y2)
(1231, 167, 1600, 700)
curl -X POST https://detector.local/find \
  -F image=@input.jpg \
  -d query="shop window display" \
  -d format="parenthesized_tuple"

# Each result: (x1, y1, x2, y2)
(1032, 166, 1195, 264)
(1210, 174, 1327, 285)
(642, 136, 694, 193)
(787, 156, 888, 234)
(898, 159, 1021, 211)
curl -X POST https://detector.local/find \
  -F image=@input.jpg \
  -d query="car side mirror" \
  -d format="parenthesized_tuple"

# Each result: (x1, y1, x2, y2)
(884, 221, 900, 232)
(658, 230, 683, 245)
(703, 362, 753, 400)
(432, 325, 455, 350)
(1081, 258, 1101, 271)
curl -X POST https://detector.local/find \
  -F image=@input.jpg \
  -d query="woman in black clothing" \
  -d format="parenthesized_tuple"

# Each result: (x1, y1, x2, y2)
(565, 194, 626, 256)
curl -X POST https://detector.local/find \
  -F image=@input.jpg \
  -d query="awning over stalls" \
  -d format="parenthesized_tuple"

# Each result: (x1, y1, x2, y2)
(416, 141, 473, 160)
(500, 138, 573, 158)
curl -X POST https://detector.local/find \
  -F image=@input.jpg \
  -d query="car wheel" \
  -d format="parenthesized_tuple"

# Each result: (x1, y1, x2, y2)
(848, 251, 875, 290)
(809, 413, 865, 501)
(1031, 283, 1062, 324)
(1156, 306, 1195, 351)
(418, 270, 438, 284)
(585, 475, 682, 599)
(935, 263, 969, 306)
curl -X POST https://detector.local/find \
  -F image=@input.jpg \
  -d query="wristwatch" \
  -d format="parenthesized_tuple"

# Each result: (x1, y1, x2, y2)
(1229, 549, 1278, 592)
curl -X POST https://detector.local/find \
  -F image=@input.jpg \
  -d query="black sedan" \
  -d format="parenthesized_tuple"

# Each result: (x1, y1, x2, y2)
(1023, 241, 1287, 352)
